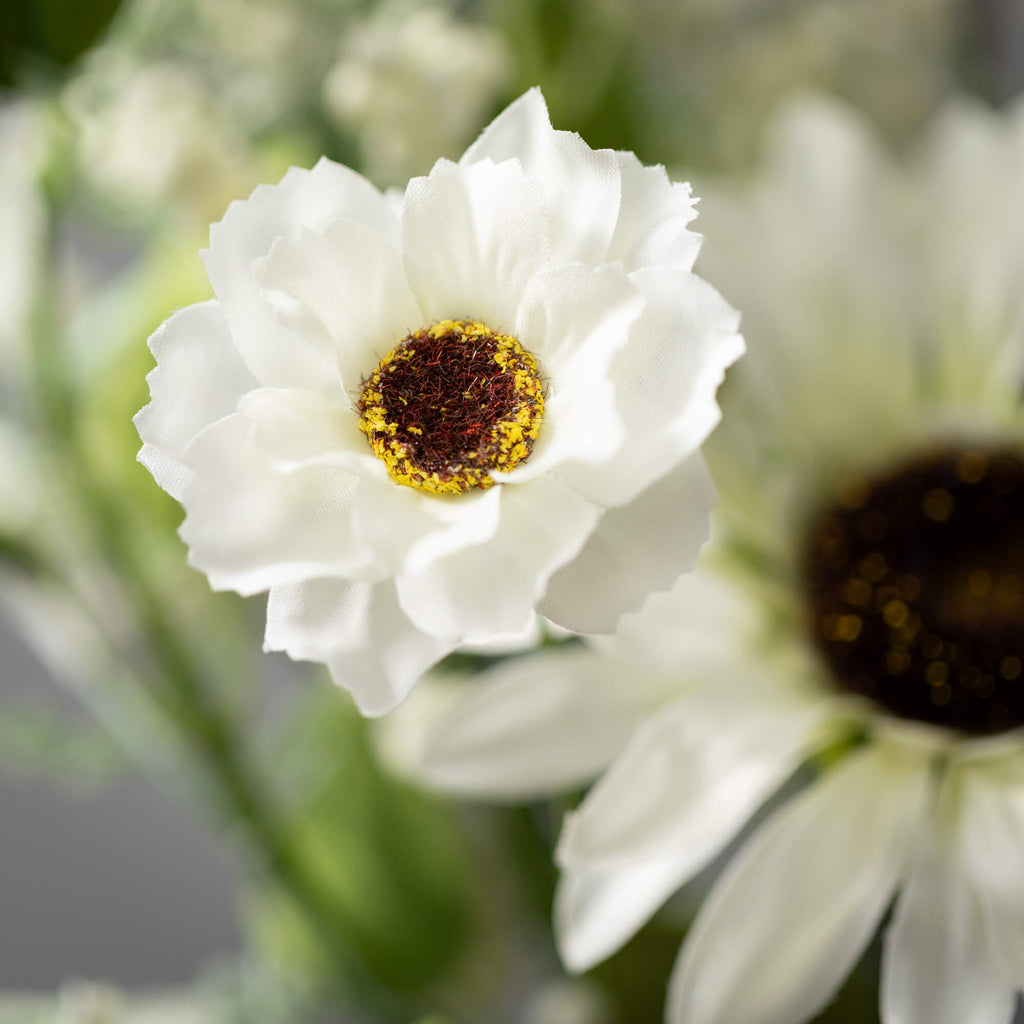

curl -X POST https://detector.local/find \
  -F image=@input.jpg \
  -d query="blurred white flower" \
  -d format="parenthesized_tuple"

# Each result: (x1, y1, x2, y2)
(323, 2, 512, 184)
(558, 96, 1024, 1024)
(394, 95, 1024, 1023)
(63, 57, 257, 220)
(136, 88, 742, 715)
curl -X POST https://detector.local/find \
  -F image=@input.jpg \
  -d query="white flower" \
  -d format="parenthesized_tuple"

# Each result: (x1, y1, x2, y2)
(389, 94, 1024, 1022)
(135, 89, 742, 716)
(323, 2, 512, 185)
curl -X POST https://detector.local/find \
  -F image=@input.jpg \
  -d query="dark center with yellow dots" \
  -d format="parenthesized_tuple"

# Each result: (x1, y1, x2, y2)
(802, 447, 1024, 735)
(357, 319, 544, 495)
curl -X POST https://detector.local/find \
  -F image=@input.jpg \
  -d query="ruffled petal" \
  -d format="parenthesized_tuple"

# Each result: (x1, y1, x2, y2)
(265, 577, 453, 716)
(384, 645, 646, 800)
(136, 301, 257, 502)
(203, 159, 399, 393)
(558, 267, 742, 507)
(556, 852, 700, 974)
(460, 88, 622, 264)
(401, 157, 548, 333)
(539, 453, 717, 634)
(666, 741, 934, 1024)
(238, 387, 381, 474)
(254, 218, 422, 394)
(881, 770, 1015, 1024)
(179, 414, 371, 595)
(497, 263, 643, 484)
(607, 152, 701, 272)
(396, 474, 599, 641)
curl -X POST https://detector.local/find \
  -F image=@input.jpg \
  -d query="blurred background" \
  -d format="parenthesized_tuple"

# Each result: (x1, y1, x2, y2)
(0, 0, 1023, 1021)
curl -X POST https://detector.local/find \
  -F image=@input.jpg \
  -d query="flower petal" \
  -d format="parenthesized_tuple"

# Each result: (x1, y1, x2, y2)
(666, 741, 934, 1024)
(558, 267, 742, 507)
(401, 157, 548, 333)
(391, 645, 648, 801)
(254, 218, 422, 394)
(265, 577, 453, 716)
(539, 453, 717, 634)
(558, 689, 824, 874)
(203, 158, 399, 393)
(607, 152, 701, 272)
(135, 301, 256, 501)
(396, 474, 599, 641)
(180, 414, 371, 595)
(497, 263, 643, 484)
(556, 852, 700, 975)
(238, 387, 381, 474)
(460, 88, 621, 264)
(881, 771, 1016, 1024)
(954, 755, 1024, 987)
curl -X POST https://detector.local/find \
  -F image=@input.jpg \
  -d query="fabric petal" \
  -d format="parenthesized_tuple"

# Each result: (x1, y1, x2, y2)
(179, 414, 371, 595)
(954, 755, 1024, 987)
(666, 741, 934, 1024)
(460, 88, 621, 264)
(539, 453, 717, 634)
(556, 852, 700, 974)
(135, 301, 257, 501)
(559, 267, 742, 508)
(254, 218, 422, 394)
(265, 578, 453, 716)
(203, 159, 398, 393)
(389, 645, 649, 800)
(882, 770, 1015, 1024)
(401, 157, 548, 334)
(607, 152, 701, 272)
(238, 387, 381, 474)
(396, 474, 599, 641)
(558, 689, 824, 874)
(498, 263, 643, 484)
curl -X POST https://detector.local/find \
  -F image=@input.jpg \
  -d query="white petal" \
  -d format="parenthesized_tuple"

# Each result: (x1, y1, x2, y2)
(203, 159, 398, 393)
(396, 474, 599, 641)
(882, 772, 1015, 1024)
(607, 152, 701, 272)
(238, 387, 381, 474)
(254, 218, 422, 393)
(539, 453, 716, 634)
(954, 756, 1024, 987)
(556, 852, 700, 975)
(265, 578, 453, 716)
(460, 88, 621, 264)
(558, 267, 742, 507)
(399, 645, 646, 801)
(558, 690, 824, 874)
(179, 414, 370, 595)
(499, 264, 643, 484)
(135, 301, 256, 501)
(353, 476, 502, 576)
(401, 157, 548, 332)
(666, 741, 934, 1024)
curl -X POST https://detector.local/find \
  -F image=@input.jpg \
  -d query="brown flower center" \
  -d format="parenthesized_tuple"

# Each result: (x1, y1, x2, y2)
(802, 447, 1024, 735)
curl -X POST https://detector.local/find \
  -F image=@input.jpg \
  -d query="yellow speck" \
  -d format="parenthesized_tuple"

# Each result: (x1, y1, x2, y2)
(883, 600, 909, 628)
(956, 450, 986, 483)
(926, 661, 948, 685)
(930, 683, 953, 706)
(835, 614, 863, 642)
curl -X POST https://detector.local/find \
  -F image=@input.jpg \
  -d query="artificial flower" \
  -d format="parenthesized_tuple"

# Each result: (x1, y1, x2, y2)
(135, 88, 742, 715)
(389, 93, 1024, 1022)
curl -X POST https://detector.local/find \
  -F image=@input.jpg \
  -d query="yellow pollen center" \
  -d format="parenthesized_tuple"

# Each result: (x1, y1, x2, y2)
(357, 319, 545, 495)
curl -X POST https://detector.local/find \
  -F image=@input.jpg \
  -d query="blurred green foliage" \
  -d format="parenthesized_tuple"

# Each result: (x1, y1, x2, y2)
(0, 0, 124, 85)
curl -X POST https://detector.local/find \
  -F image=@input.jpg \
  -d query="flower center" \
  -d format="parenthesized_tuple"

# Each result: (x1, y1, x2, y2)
(802, 447, 1024, 735)
(357, 319, 544, 495)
